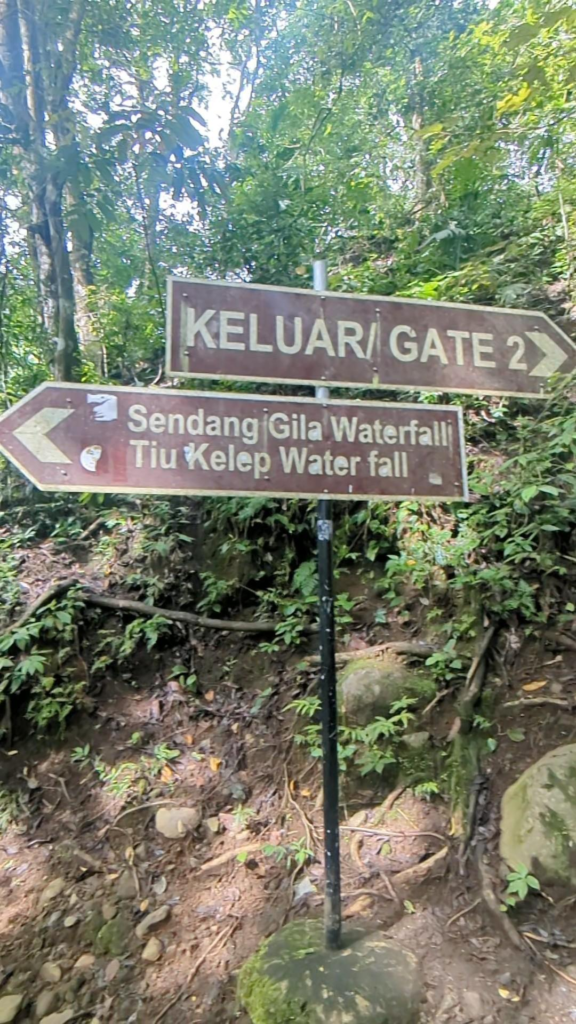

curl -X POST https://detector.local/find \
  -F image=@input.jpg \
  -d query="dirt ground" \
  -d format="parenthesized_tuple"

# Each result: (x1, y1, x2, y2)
(1, 554, 576, 1022)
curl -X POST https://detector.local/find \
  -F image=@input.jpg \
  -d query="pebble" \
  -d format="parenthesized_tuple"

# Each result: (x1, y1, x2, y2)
(104, 959, 120, 983)
(205, 817, 221, 834)
(462, 990, 485, 1020)
(0, 995, 24, 1023)
(135, 905, 171, 940)
(39, 1011, 76, 1024)
(63, 915, 79, 928)
(39, 963, 62, 985)
(115, 870, 137, 900)
(35, 989, 58, 1019)
(101, 901, 117, 922)
(155, 806, 201, 839)
(39, 878, 66, 909)
(142, 937, 163, 962)
(73, 954, 96, 972)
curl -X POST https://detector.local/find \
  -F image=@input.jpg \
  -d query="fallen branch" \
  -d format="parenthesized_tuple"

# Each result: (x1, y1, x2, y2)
(304, 640, 436, 667)
(83, 592, 317, 634)
(446, 898, 481, 930)
(198, 841, 263, 873)
(4, 579, 79, 634)
(1, 578, 318, 640)
(339, 825, 446, 843)
(503, 697, 572, 710)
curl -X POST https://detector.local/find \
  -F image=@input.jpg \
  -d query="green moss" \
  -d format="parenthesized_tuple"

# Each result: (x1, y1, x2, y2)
(540, 807, 572, 879)
(238, 924, 320, 1024)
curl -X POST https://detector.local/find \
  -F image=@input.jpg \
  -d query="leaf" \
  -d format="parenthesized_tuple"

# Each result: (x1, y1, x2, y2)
(209, 757, 222, 772)
(236, 850, 249, 864)
(507, 729, 525, 743)
(160, 765, 174, 783)
(125, 846, 135, 865)
(205, 690, 215, 702)
(487, 738, 498, 752)
(522, 680, 547, 692)
(521, 485, 539, 502)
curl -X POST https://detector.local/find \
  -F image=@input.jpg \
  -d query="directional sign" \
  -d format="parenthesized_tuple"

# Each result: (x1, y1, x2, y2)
(0, 383, 468, 501)
(166, 277, 576, 398)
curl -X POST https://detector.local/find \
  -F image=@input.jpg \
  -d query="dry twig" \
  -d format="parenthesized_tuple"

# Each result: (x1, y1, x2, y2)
(303, 641, 436, 667)
(503, 697, 572, 710)
(446, 898, 481, 930)
(198, 842, 264, 873)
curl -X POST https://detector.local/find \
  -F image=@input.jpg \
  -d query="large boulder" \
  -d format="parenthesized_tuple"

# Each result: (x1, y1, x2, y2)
(339, 653, 434, 727)
(238, 920, 422, 1024)
(500, 743, 576, 889)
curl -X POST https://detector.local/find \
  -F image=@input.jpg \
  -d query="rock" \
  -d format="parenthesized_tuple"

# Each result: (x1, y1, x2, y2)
(0, 995, 24, 1023)
(238, 919, 422, 1024)
(39, 964, 62, 985)
(462, 990, 486, 1019)
(39, 878, 66, 909)
(142, 938, 163, 963)
(500, 743, 576, 888)
(73, 954, 95, 972)
(154, 806, 201, 839)
(95, 914, 132, 956)
(402, 731, 431, 751)
(205, 817, 221, 834)
(101, 902, 117, 922)
(79, 909, 105, 946)
(104, 959, 120, 983)
(39, 1011, 76, 1024)
(135, 905, 171, 940)
(63, 915, 79, 928)
(115, 870, 137, 901)
(35, 990, 58, 1019)
(339, 654, 434, 726)
(63, 976, 83, 1003)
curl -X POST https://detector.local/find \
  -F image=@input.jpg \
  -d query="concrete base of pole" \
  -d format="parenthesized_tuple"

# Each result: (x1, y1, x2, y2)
(238, 919, 422, 1024)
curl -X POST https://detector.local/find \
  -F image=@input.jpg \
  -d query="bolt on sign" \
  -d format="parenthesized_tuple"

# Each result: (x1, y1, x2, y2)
(166, 277, 576, 398)
(0, 383, 468, 501)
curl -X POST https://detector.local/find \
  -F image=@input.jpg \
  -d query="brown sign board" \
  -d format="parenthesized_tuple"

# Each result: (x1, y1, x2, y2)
(0, 383, 468, 502)
(166, 277, 576, 398)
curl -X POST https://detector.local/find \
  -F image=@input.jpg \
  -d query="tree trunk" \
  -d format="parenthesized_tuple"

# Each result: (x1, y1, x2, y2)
(45, 174, 79, 381)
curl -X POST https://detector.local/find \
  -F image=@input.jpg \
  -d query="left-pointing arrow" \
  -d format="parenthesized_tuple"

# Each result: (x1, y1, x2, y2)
(13, 408, 73, 463)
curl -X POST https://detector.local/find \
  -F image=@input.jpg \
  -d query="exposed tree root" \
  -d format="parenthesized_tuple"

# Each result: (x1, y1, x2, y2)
(450, 623, 497, 738)
(1, 578, 319, 639)
(393, 846, 449, 890)
(503, 697, 572, 710)
(476, 843, 527, 953)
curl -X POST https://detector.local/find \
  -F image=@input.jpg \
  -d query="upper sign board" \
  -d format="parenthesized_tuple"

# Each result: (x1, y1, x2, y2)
(0, 383, 467, 502)
(166, 277, 576, 398)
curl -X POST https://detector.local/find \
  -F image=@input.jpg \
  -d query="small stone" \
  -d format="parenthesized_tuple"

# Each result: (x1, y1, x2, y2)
(115, 870, 137, 900)
(135, 905, 171, 940)
(104, 959, 120, 983)
(402, 730, 431, 751)
(155, 806, 201, 839)
(101, 902, 117, 922)
(68, 893, 79, 907)
(79, 909, 104, 946)
(39, 963, 62, 985)
(0, 995, 24, 1023)
(134, 843, 147, 860)
(142, 937, 163, 962)
(205, 817, 221, 834)
(35, 990, 58, 1019)
(39, 1011, 76, 1024)
(63, 915, 79, 928)
(498, 972, 512, 987)
(462, 990, 486, 1019)
(47, 911, 63, 928)
(73, 954, 95, 972)
(39, 878, 66, 909)
(63, 976, 83, 1003)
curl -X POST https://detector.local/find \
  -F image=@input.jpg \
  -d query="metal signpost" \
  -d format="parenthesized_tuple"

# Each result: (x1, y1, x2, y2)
(166, 276, 576, 398)
(313, 259, 341, 948)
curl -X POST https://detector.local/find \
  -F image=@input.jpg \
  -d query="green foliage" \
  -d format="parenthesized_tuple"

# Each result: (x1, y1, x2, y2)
(287, 695, 417, 776)
(262, 839, 313, 871)
(501, 864, 541, 911)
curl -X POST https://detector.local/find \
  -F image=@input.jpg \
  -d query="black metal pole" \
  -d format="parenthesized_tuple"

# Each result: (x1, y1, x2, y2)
(313, 259, 342, 950)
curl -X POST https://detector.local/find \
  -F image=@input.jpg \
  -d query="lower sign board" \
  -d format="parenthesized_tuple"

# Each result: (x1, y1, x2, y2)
(0, 383, 468, 501)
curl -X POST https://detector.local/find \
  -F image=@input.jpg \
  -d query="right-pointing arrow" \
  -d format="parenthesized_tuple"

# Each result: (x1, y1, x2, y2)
(528, 330, 569, 378)
(13, 408, 73, 463)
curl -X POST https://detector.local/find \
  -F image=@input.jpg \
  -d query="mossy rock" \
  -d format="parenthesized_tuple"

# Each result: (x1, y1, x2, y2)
(339, 653, 435, 727)
(238, 920, 422, 1024)
(95, 913, 132, 956)
(500, 743, 576, 889)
